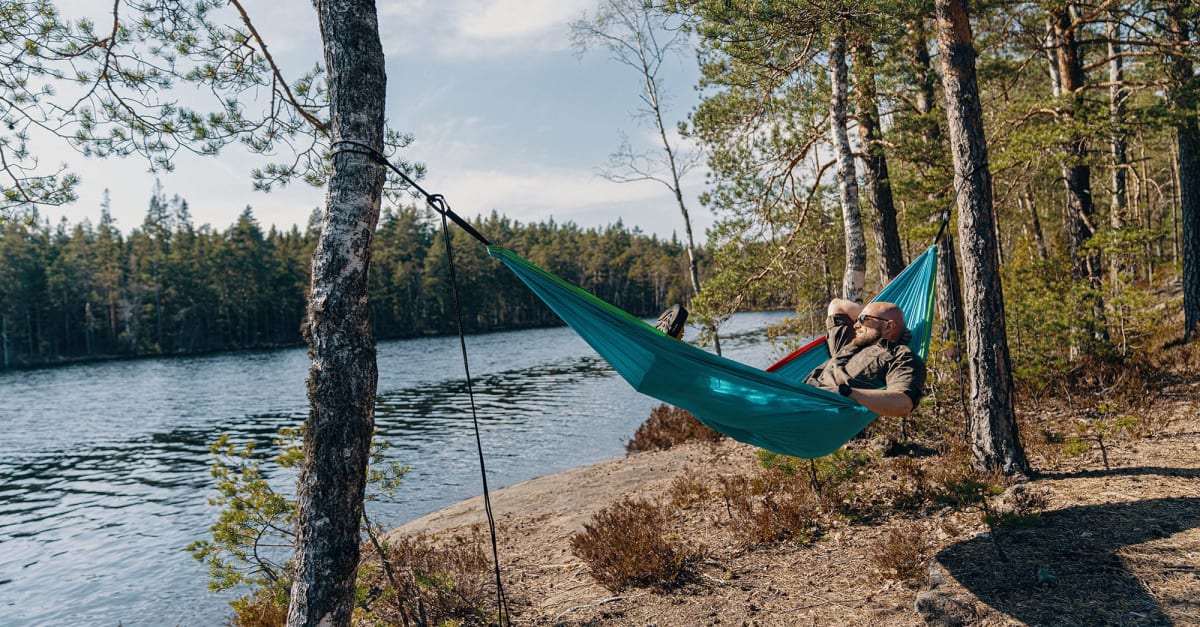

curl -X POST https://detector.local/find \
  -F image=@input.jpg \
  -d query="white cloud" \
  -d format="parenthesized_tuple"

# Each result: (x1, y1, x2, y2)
(415, 156, 712, 240)
(379, 0, 593, 59)
(457, 0, 585, 41)
(35, 0, 711, 243)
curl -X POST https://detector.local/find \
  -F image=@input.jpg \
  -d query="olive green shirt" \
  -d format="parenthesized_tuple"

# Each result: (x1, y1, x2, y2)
(803, 313, 926, 407)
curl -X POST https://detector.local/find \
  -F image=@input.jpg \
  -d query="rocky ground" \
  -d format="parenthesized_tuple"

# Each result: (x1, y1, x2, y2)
(389, 378, 1200, 626)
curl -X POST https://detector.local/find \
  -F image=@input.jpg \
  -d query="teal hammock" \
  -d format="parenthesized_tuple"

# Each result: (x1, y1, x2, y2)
(489, 245, 939, 459)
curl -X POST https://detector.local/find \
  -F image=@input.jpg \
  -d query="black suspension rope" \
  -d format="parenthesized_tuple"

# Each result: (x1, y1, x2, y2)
(931, 198, 971, 434)
(933, 207, 951, 246)
(435, 209, 510, 624)
(329, 140, 509, 624)
(330, 139, 492, 247)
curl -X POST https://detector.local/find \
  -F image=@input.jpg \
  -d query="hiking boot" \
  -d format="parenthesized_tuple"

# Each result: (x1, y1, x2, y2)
(654, 304, 688, 339)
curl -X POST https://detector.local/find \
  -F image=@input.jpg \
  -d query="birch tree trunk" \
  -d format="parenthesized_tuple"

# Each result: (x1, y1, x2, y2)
(288, 1, 387, 624)
(1166, 1, 1200, 339)
(852, 39, 905, 282)
(1108, 19, 1128, 232)
(934, 0, 1029, 476)
(571, 0, 719, 353)
(829, 29, 866, 302)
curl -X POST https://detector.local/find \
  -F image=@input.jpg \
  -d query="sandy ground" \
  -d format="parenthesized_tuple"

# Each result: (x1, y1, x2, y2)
(388, 381, 1200, 626)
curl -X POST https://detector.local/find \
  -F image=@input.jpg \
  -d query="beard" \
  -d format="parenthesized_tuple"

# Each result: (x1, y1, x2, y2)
(851, 326, 881, 347)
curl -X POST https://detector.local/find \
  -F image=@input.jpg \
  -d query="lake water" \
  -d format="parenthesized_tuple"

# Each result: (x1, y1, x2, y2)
(0, 311, 792, 625)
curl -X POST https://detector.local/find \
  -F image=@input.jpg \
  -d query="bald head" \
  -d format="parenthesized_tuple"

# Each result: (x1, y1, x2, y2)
(860, 301, 906, 342)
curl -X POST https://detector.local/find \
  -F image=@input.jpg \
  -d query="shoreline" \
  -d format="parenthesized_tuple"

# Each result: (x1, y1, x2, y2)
(384, 388, 1200, 625)
(389, 439, 744, 541)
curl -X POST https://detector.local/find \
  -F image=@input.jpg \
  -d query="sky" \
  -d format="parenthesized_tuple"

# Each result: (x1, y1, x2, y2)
(44, 0, 713, 243)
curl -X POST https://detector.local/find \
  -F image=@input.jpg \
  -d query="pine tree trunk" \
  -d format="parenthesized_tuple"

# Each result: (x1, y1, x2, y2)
(288, 1, 386, 625)
(1051, 5, 1108, 345)
(829, 29, 866, 302)
(934, 0, 1029, 476)
(936, 230, 967, 349)
(1022, 190, 1049, 261)
(908, 18, 938, 138)
(852, 40, 905, 282)
(908, 18, 965, 352)
(1167, 2, 1200, 339)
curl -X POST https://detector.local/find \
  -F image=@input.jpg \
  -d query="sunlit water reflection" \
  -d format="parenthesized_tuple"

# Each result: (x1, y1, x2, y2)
(0, 312, 792, 625)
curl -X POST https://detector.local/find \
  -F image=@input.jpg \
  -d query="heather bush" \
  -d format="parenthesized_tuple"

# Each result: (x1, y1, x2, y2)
(871, 525, 931, 583)
(626, 403, 723, 453)
(356, 529, 497, 626)
(569, 497, 700, 591)
(719, 472, 822, 546)
(667, 472, 711, 508)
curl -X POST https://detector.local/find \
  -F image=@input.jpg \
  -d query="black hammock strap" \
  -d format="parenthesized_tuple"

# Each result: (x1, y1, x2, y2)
(329, 140, 509, 625)
(331, 139, 491, 246)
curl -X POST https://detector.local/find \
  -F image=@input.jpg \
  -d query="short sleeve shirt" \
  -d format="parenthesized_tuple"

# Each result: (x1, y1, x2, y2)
(803, 313, 926, 407)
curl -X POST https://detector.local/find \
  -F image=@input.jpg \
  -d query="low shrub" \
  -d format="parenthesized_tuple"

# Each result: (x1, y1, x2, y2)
(228, 579, 289, 627)
(357, 529, 496, 626)
(871, 525, 931, 584)
(719, 472, 822, 546)
(569, 497, 699, 591)
(626, 403, 723, 453)
(667, 472, 711, 508)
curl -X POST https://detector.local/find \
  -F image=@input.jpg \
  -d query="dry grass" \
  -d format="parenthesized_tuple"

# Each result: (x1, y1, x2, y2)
(388, 328, 1200, 626)
(568, 497, 702, 592)
(356, 528, 497, 626)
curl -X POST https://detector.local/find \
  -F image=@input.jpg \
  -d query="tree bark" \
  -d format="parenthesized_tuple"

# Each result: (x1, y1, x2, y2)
(1166, 1, 1200, 340)
(852, 39, 905, 282)
(1050, 4, 1108, 345)
(1108, 18, 1128, 232)
(934, 0, 1029, 476)
(829, 29, 866, 302)
(908, 18, 965, 352)
(1022, 189, 1049, 261)
(288, 1, 387, 625)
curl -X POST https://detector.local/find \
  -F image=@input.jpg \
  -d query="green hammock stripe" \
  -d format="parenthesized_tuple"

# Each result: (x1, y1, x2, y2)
(488, 244, 938, 459)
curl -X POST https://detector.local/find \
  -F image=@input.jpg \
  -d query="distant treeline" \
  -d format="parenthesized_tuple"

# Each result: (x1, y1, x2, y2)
(0, 192, 706, 368)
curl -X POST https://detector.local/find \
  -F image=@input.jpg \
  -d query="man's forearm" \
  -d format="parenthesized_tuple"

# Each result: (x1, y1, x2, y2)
(846, 387, 915, 417)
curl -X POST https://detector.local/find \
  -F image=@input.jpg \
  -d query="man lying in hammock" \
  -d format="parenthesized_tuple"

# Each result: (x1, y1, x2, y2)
(655, 300, 925, 418)
(801, 298, 926, 418)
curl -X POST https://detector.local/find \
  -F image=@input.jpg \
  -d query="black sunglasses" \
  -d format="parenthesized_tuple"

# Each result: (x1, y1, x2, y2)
(857, 313, 890, 325)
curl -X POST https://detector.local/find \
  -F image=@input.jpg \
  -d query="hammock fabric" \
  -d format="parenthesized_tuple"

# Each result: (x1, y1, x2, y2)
(489, 245, 939, 459)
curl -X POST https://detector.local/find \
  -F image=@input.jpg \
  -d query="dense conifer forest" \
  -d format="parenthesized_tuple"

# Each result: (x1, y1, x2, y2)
(0, 187, 708, 368)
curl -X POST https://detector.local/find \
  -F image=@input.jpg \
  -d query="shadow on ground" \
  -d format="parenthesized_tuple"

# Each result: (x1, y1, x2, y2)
(937, 496, 1200, 625)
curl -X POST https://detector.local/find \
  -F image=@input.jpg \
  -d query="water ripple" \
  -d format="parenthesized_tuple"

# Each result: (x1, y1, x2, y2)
(0, 311, 793, 625)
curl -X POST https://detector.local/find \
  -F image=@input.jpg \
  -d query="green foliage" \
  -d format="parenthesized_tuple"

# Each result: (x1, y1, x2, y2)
(187, 433, 298, 593)
(812, 449, 873, 484)
(191, 427, 428, 625)
(365, 438, 411, 502)
(0, 201, 695, 367)
(227, 578, 290, 627)
(755, 449, 802, 476)
(1061, 404, 1142, 470)
(756, 448, 872, 487)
